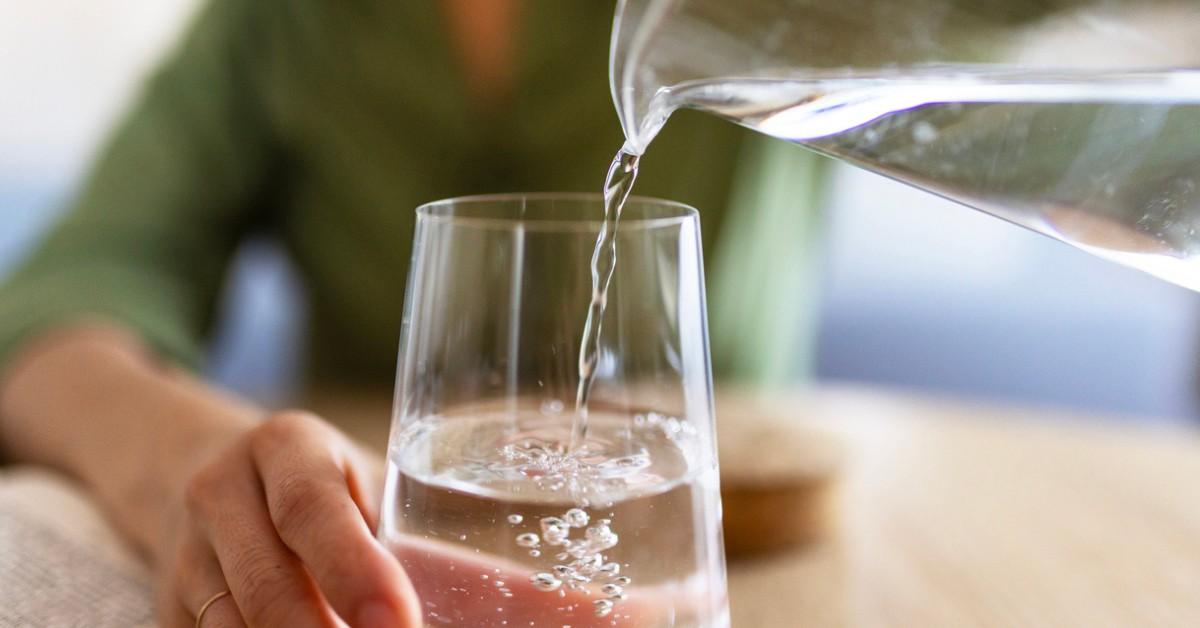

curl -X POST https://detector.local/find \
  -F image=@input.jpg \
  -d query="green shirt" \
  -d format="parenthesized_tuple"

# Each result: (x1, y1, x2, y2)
(0, 0, 823, 387)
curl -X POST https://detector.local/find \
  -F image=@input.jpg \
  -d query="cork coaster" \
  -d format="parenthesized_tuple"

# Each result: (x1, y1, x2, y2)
(716, 393, 844, 557)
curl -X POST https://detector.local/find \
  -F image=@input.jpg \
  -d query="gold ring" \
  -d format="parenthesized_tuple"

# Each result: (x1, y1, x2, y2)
(195, 590, 231, 628)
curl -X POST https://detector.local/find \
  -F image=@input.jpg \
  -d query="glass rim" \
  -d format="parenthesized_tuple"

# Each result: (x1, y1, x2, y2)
(415, 192, 699, 232)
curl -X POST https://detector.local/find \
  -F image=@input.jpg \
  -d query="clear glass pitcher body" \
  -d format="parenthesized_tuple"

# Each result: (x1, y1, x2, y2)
(612, 1, 1200, 290)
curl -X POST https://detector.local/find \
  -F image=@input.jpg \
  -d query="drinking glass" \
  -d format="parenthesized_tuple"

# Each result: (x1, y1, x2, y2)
(378, 194, 729, 627)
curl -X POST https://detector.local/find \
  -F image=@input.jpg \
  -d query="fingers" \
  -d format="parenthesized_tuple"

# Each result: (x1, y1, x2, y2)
(343, 446, 385, 532)
(157, 590, 193, 628)
(180, 411, 419, 628)
(185, 442, 338, 628)
(173, 527, 246, 628)
(250, 412, 422, 628)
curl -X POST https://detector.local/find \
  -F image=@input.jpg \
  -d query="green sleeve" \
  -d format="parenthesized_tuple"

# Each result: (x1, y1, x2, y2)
(709, 138, 830, 386)
(0, 0, 276, 371)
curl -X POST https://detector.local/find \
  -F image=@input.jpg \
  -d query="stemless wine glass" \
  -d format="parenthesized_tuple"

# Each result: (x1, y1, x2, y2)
(378, 194, 729, 627)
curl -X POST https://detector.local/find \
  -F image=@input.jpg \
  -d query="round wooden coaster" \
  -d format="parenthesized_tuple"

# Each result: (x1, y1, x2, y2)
(716, 393, 844, 557)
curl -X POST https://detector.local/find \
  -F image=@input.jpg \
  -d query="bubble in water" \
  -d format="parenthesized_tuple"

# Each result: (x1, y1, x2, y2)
(507, 514, 523, 525)
(520, 506, 631, 615)
(564, 508, 589, 528)
(541, 517, 569, 544)
(603, 454, 649, 471)
(912, 120, 938, 144)
(585, 523, 618, 550)
(530, 573, 562, 592)
(529, 550, 541, 557)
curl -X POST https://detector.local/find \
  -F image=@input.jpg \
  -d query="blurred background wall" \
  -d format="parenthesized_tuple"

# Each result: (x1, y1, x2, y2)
(0, 0, 304, 400)
(4, 1, 1199, 422)
(1, 0, 196, 268)
(816, 165, 1200, 422)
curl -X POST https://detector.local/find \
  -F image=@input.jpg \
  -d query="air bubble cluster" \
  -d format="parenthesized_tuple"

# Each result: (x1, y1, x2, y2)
(593, 598, 614, 617)
(514, 507, 630, 617)
(631, 411, 695, 440)
(489, 413, 695, 620)
(563, 508, 589, 528)
(483, 435, 653, 501)
(530, 572, 561, 592)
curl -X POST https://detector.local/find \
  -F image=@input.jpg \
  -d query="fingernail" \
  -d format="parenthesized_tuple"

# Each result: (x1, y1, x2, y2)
(357, 601, 402, 628)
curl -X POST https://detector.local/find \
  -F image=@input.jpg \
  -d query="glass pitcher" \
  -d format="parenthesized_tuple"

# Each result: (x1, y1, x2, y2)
(611, 0, 1200, 290)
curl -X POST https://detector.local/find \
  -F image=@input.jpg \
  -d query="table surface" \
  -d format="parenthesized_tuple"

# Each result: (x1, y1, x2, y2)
(720, 388, 1200, 628)
(313, 386, 1200, 628)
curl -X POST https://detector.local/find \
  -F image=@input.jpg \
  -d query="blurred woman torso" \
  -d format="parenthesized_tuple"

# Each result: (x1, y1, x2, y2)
(249, 0, 745, 382)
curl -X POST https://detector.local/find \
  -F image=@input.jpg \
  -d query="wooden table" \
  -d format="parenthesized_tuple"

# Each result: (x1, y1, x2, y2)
(314, 385, 1200, 627)
(719, 387, 1200, 628)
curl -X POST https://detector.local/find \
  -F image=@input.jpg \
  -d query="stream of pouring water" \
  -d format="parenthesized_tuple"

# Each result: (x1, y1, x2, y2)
(572, 147, 641, 450)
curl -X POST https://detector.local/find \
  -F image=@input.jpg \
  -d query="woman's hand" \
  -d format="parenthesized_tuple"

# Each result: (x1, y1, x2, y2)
(157, 411, 421, 628)
(1, 325, 676, 627)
